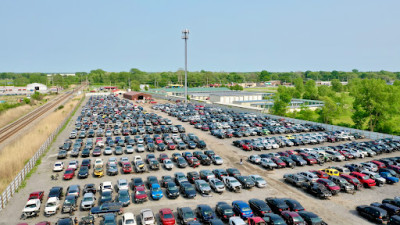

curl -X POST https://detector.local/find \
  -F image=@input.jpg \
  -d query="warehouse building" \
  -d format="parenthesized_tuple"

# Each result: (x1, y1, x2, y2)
(123, 91, 152, 100)
(209, 92, 263, 104)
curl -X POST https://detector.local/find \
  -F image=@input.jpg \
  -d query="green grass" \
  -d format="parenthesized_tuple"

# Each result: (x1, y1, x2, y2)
(245, 87, 278, 93)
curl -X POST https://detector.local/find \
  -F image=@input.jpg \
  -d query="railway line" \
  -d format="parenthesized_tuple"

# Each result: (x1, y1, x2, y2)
(0, 86, 83, 145)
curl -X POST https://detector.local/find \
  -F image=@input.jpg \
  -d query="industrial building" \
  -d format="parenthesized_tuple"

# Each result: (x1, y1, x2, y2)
(123, 91, 152, 100)
(0, 83, 48, 95)
(208, 92, 263, 104)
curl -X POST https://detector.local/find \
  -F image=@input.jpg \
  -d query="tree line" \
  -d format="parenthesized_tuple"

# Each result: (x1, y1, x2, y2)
(2, 68, 400, 89)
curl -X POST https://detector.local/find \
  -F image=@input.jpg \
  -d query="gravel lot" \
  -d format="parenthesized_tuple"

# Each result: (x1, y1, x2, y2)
(1, 96, 398, 225)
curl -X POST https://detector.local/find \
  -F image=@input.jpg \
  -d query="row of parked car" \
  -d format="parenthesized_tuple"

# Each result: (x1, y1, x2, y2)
(357, 197, 400, 224)
(22, 167, 267, 219)
(20, 196, 327, 225)
(283, 156, 400, 199)
(56, 149, 225, 180)
(233, 131, 364, 151)
(246, 138, 400, 170)
(153, 103, 326, 139)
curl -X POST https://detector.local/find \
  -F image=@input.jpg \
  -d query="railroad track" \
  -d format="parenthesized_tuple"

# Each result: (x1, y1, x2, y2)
(0, 87, 82, 144)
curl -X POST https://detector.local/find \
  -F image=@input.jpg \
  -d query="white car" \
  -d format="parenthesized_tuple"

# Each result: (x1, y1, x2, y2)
(117, 179, 129, 191)
(209, 178, 225, 193)
(249, 175, 267, 188)
(229, 217, 246, 225)
(22, 199, 41, 216)
(137, 144, 145, 152)
(96, 141, 104, 148)
(53, 161, 64, 172)
(44, 197, 60, 216)
(126, 145, 134, 154)
(100, 181, 113, 192)
(211, 155, 223, 165)
(141, 209, 155, 225)
(122, 212, 137, 225)
(67, 160, 79, 170)
(104, 147, 113, 155)
(94, 159, 104, 167)
(298, 171, 319, 183)
(108, 157, 118, 166)
(163, 159, 174, 170)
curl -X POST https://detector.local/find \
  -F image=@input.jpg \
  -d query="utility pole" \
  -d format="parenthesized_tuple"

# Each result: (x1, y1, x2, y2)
(182, 29, 189, 103)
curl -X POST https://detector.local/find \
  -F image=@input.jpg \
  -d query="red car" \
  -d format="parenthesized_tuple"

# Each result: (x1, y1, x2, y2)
(155, 138, 163, 144)
(338, 150, 354, 160)
(281, 211, 305, 225)
(168, 143, 176, 150)
(371, 160, 386, 169)
(134, 186, 148, 203)
(277, 152, 289, 157)
(350, 172, 376, 188)
(242, 144, 252, 151)
(340, 174, 362, 190)
(272, 157, 286, 168)
(299, 153, 317, 165)
(248, 217, 266, 225)
(28, 191, 44, 202)
(190, 120, 197, 125)
(286, 150, 298, 155)
(35, 222, 51, 225)
(122, 162, 132, 174)
(187, 157, 200, 168)
(159, 208, 176, 225)
(316, 178, 340, 195)
(310, 170, 329, 179)
(63, 168, 75, 180)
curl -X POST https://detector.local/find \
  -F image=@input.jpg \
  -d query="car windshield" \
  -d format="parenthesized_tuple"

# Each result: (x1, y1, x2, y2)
(224, 209, 234, 215)
(25, 204, 37, 208)
(46, 202, 57, 207)
(125, 219, 135, 224)
(185, 186, 195, 191)
(153, 187, 161, 192)
(137, 190, 146, 195)
(310, 217, 323, 223)
(103, 192, 112, 197)
(83, 197, 93, 201)
(326, 180, 337, 187)
(351, 178, 360, 183)
(215, 181, 224, 186)
(362, 175, 370, 180)
(293, 216, 304, 222)
(200, 183, 209, 188)
(120, 181, 127, 186)
(65, 170, 73, 174)
(120, 192, 129, 198)
(164, 213, 173, 219)
(241, 207, 251, 211)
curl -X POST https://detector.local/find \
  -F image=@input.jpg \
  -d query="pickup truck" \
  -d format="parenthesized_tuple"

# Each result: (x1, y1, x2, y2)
(223, 177, 242, 193)
(99, 181, 113, 193)
(90, 202, 123, 216)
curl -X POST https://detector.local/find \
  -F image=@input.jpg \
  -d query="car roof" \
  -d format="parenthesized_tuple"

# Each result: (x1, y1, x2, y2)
(123, 212, 135, 220)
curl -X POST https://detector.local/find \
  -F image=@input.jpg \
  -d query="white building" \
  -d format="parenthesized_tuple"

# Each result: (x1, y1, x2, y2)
(26, 83, 48, 93)
(209, 92, 263, 104)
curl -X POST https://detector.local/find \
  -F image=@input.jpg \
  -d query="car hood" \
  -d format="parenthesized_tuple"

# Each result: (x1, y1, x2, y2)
(45, 206, 58, 211)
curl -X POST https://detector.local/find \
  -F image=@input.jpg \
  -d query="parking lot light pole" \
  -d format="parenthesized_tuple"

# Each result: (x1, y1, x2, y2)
(182, 29, 189, 103)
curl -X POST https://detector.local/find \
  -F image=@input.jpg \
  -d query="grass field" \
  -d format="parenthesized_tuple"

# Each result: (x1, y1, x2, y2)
(245, 87, 278, 93)
(0, 95, 82, 193)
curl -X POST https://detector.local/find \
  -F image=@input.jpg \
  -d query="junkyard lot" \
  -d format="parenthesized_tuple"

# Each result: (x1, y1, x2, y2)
(1, 97, 399, 224)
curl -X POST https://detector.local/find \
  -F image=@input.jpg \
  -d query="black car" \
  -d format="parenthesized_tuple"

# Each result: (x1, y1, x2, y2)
(226, 168, 241, 177)
(177, 157, 188, 168)
(166, 182, 180, 199)
(215, 202, 235, 221)
(81, 148, 90, 157)
(48, 186, 64, 199)
(262, 213, 287, 225)
(83, 184, 97, 194)
(187, 172, 200, 184)
(198, 154, 212, 166)
(147, 176, 159, 189)
(302, 182, 332, 199)
(196, 204, 216, 223)
(197, 140, 207, 149)
(236, 176, 255, 189)
(282, 198, 305, 212)
(383, 198, 400, 207)
(180, 181, 197, 199)
(177, 207, 197, 225)
(209, 219, 224, 225)
(131, 177, 145, 189)
(161, 175, 174, 188)
(56, 217, 74, 225)
(248, 198, 272, 217)
(265, 198, 290, 214)
(78, 166, 89, 179)
(356, 205, 389, 224)
(370, 202, 400, 217)
(389, 215, 400, 225)
(297, 211, 325, 225)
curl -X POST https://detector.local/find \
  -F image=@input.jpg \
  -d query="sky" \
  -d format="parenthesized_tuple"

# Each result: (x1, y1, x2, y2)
(0, 0, 399, 73)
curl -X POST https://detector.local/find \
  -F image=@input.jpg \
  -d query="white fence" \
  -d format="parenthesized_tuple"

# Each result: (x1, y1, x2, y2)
(0, 94, 84, 211)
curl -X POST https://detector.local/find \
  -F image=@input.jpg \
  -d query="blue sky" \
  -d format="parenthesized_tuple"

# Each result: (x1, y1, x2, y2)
(0, 0, 399, 73)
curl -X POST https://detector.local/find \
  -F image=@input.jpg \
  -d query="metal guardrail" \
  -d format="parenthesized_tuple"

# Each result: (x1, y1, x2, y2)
(151, 93, 400, 141)
(0, 94, 84, 211)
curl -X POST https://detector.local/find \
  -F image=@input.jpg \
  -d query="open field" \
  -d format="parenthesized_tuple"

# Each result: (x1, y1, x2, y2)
(0, 95, 82, 193)
(244, 87, 278, 93)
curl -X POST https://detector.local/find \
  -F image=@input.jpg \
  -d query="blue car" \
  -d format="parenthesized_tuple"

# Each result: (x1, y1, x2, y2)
(232, 200, 254, 219)
(100, 191, 113, 204)
(151, 183, 163, 200)
(117, 189, 131, 206)
(196, 204, 216, 223)
(380, 172, 399, 184)
(102, 213, 117, 225)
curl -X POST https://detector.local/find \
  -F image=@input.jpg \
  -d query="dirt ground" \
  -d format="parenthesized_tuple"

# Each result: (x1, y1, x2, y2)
(0, 96, 397, 225)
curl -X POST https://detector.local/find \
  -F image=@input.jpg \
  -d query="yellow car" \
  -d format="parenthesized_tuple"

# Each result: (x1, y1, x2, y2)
(321, 168, 340, 176)
(286, 135, 294, 140)
(94, 166, 104, 177)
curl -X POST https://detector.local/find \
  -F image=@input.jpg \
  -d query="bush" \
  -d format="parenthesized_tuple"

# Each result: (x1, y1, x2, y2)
(57, 105, 64, 110)
(23, 98, 30, 104)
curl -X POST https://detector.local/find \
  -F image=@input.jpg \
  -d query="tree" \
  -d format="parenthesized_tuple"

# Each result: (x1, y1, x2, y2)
(293, 77, 304, 98)
(319, 96, 339, 124)
(229, 84, 243, 91)
(331, 79, 343, 92)
(351, 79, 400, 132)
(259, 70, 271, 82)
(271, 86, 292, 116)
(303, 80, 319, 100)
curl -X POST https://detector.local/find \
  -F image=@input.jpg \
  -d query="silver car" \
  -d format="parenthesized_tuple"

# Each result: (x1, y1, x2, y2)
(211, 155, 223, 165)
(81, 192, 96, 210)
(209, 178, 225, 193)
(249, 175, 267, 188)
(195, 180, 212, 195)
